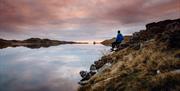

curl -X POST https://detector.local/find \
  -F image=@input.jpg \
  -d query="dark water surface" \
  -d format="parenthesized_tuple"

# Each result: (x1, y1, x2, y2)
(0, 44, 110, 91)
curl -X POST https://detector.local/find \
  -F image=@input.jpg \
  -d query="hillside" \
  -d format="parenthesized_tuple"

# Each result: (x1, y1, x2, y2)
(78, 18, 180, 91)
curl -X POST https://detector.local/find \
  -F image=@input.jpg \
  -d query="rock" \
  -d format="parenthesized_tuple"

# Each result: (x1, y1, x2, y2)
(166, 21, 180, 30)
(79, 70, 96, 83)
(79, 71, 91, 81)
(90, 64, 97, 73)
(80, 71, 88, 79)
(79, 62, 111, 85)
(146, 19, 180, 31)
(97, 63, 112, 74)
(130, 19, 180, 45)
(155, 25, 180, 49)
(157, 70, 161, 74)
(94, 60, 105, 69)
(78, 80, 89, 85)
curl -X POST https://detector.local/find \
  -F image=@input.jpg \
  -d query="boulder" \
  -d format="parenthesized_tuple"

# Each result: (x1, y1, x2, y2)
(94, 60, 105, 69)
(90, 64, 97, 73)
(80, 71, 88, 79)
(79, 71, 91, 81)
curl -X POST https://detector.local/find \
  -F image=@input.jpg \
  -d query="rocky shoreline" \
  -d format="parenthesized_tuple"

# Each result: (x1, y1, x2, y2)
(0, 38, 88, 49)
(78, 18, 180, 91)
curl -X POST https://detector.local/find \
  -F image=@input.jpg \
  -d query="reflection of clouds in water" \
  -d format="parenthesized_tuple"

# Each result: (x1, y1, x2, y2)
(38, 55, 81, 63)
(51, 66, 84, 80)
(16, 55, 80, 63)
(1, 76, 78, 91)
(0, 44, 109, 91)
(1, 61, 81, 91)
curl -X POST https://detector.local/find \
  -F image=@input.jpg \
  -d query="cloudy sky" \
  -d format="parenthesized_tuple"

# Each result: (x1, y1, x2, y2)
(0, 0, 179, 42)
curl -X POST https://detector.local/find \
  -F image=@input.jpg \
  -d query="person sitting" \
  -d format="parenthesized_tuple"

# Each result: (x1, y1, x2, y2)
(111, 30, 124, 51)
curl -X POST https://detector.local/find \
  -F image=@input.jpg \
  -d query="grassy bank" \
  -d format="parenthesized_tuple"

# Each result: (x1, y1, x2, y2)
(78, 18, 180, 91)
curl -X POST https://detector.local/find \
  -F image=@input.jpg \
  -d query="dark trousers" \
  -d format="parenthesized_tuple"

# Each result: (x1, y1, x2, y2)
(111, 41, 121, 50)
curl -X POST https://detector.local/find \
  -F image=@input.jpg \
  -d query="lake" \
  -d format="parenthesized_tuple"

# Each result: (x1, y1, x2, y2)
(0, 44, 110, 91)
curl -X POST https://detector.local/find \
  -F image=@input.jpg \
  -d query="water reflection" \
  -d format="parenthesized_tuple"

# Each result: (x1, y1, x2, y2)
(0, 44, 109, 91)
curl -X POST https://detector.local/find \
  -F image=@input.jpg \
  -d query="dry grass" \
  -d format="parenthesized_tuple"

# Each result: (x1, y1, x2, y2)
(78, 40, 180, 91)
(149, 73, 180, 91)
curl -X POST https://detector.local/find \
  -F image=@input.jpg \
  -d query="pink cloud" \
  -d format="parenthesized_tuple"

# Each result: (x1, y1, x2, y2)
(0, 0, 179, 40)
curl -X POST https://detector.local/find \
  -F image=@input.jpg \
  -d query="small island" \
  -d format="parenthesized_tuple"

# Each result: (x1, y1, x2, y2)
(0, 38, 88, 49)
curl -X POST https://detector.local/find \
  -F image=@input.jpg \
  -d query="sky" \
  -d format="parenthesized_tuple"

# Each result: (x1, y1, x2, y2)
(0, 0, 179, 42)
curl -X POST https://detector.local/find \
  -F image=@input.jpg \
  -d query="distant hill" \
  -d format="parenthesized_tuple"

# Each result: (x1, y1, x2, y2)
(0, 38, 88, 49)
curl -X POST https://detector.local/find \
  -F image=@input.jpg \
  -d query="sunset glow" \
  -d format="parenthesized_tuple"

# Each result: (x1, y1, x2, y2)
(0, 0, 179, 41)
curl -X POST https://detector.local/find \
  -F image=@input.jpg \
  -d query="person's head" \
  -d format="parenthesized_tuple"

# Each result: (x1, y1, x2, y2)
(117, 30, 121, 34)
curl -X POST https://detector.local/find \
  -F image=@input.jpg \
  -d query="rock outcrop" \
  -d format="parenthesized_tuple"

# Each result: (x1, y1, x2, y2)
(130, 19, 180, 45)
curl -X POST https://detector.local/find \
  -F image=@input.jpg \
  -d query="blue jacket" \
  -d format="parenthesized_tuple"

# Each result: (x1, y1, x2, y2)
(116, 33, 124, 42)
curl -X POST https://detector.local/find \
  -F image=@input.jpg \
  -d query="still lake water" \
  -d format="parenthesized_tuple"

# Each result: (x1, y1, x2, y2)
(0, 44, 110, 91)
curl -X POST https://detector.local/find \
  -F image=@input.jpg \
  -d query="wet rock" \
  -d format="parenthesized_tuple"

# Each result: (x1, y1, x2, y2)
(79, 71, 91, 81)
(80, 71, 88, 79)
(79, 68, 97, 85)
(90, 64, 97, 73)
